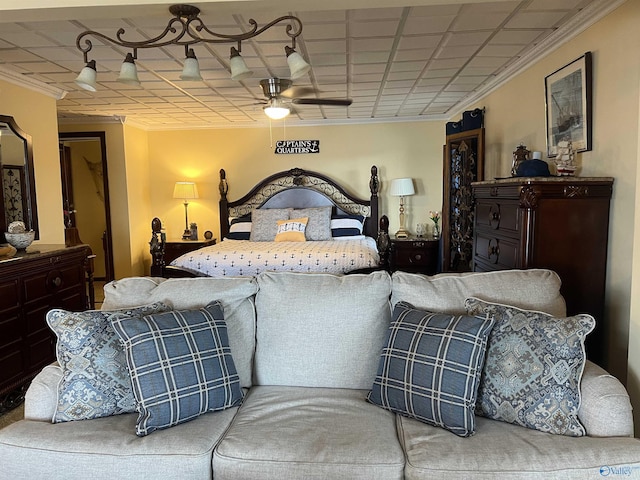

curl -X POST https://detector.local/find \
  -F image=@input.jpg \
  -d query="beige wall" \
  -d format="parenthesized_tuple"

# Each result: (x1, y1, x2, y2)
(147, 121, 444, 242)
(1, 79, 64, 245)
(461, 1, 640, 430)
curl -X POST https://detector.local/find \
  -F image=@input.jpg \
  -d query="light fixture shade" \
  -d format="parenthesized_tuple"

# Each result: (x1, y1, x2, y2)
(173, 181, 199, 200)
(180, 49, 202, 81)
(390, 178, 415, 197)
(75, 60, 98, 91)
(229, 47, 253, 81)
(117, 53, 140, 86)
(285, 46, 311, 80)
(263, 98, 290, 120)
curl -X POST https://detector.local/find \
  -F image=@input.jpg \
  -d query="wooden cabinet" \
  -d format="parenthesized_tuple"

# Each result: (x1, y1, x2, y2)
(390, 238, 439, 275)
(0, 244, 92, 403)
(472, 177, 613, 365)
(151, 238, 216, 276)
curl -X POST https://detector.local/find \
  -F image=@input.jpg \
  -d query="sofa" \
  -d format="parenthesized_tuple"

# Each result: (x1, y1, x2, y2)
(1, 269, 639, 479)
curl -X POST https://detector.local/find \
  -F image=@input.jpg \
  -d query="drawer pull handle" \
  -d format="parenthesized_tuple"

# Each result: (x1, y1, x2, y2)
(487, 240, 500, 263)
(489, 204, 501, 229)
(414, 254, 422, 261)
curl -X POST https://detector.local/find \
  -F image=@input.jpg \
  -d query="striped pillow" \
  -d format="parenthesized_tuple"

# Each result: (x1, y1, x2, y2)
(367, 301, 494, 437)
(227, 214, 251, 240)
(330, 214, 365, 238)
(111, 302, 243, 436)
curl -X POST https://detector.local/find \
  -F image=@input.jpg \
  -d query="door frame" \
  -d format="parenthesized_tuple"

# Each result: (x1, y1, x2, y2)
(58, 132, 114, 282)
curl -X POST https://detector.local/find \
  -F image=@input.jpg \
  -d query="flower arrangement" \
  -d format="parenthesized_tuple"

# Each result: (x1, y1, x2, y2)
(429, 210, 441, 238)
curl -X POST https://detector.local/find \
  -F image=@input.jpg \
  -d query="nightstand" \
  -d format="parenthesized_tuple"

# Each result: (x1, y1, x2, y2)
(150, 238, 216, 276)
(390, 237, 439, 275)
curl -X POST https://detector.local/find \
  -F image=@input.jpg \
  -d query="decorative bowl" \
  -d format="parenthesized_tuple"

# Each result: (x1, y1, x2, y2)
(4, 231, 35, 250)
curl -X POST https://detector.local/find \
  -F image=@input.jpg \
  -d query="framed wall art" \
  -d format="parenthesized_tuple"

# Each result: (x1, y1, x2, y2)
(545, 51, 592, 157)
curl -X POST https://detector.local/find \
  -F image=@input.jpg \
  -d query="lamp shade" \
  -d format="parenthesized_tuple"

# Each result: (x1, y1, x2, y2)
(117, 53, 140, 86)
(173, 181, 199, 200)
(75, 60, 98, 91)
(285, 46, 311, 80)
(229, 47, 253, 81)
(180, 49, 202, 81)
(263, 98, 291, 120)
(390, 178, 415, 197)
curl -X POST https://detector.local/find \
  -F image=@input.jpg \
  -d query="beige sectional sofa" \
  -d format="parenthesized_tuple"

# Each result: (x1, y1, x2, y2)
(0, 269, 639, 479)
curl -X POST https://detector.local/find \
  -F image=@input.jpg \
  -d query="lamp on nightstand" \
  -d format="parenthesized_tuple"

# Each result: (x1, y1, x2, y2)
(390, 178, 415, 239)
(173, 181, 199, 240)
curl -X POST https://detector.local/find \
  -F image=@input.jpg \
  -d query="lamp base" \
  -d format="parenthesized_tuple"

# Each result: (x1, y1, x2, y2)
(395, 228, 410, 239)
(182, 229, 192, 240)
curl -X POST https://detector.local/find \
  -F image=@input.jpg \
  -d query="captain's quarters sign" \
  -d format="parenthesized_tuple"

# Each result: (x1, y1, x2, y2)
(275, 140, 320, 154)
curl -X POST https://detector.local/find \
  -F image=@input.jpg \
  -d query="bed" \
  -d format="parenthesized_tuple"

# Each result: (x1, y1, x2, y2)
(150, 166, 390, 278)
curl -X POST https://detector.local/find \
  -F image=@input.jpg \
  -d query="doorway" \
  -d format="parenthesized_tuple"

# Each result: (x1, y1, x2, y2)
(58, 132, 114, 282)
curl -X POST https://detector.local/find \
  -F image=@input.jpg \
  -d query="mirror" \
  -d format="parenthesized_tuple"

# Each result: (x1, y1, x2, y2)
(0, 115, 38, 242)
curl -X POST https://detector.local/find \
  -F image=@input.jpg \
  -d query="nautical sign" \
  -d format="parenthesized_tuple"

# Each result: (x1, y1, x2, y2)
(274, 140, 320, 154)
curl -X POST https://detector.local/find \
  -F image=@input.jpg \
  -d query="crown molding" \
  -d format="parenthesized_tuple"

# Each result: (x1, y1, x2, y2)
(449, 0, 627, 118)
(0, 66, 67, 100)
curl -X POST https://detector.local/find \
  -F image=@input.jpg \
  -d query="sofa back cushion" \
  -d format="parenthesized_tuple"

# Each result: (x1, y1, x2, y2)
(102, 276, 258, 388)
(391, 269, 566, 317)
(254, 271, 392, 389)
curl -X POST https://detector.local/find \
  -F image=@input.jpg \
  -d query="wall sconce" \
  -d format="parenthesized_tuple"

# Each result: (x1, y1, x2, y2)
(74, 4, 310, 90)
(390, 178, 415, 239)
(173, 181, 199, 240)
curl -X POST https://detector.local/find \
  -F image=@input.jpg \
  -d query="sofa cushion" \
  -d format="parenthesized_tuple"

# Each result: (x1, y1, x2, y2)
(367, 302, 494, 437)
(0, 408, 238, 480)
(254, 270, 392, 389)
(46, 302, 171, 423)
(111, 302, 243, 436)
(391, 269, 566, 317)
(213, 386, 405, 480)
(398, 415, 640, 480)
(465, 297, 594, 437)
(101, 276, 257, 388)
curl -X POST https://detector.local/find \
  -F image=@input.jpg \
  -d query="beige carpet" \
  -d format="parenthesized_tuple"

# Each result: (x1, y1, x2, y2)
(0, 404, 24, 430)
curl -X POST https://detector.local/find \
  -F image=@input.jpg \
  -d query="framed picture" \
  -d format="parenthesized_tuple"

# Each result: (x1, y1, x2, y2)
(545, 51, 592, 157)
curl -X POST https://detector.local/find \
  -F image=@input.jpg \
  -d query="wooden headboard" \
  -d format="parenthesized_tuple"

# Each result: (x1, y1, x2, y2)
(219, 165, 380, 239)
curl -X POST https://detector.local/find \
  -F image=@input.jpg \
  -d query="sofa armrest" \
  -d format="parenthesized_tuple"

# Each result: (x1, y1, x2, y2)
(23, 363, 60, 422)
(579, 360, 634, 437)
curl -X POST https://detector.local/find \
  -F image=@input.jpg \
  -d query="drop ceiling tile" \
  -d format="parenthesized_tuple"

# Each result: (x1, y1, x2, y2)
(403, 16, 455, 35)
(352, 51, 391, 64)
(299, 23, 346, 40)
(349, 21, 399, 38)
(397, 35, 442, 50)
(490, 29, 547, 45)
(305, 40, 346, 55)
(506, 11, 568, 29)
(395, 50, 434, 62)
(527, 0, 582, 9)
(478, 44, 526, 57)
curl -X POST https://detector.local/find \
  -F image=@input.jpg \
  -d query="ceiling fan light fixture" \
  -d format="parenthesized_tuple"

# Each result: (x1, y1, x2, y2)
(180, 48, 202, 81)
(75, 59, 98, 91)
(229, 46, 253, 81)
(285, 45, 311, 80)
(117, 53, 141, 86)
(264, 98, 291, 120)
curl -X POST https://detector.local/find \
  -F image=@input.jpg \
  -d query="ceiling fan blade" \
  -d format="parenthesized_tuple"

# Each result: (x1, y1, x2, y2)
(292, 98, 353, 106)
(281, 86, 318, 98)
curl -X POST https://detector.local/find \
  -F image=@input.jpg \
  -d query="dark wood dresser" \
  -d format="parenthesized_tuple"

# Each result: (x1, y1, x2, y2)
(390, 238, 440, 275)
(0, 244, 92, 406)
(472, 177, 613, 365)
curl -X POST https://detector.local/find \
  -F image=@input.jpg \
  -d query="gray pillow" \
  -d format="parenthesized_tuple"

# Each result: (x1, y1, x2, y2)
(465, 297, 595, 436)
(292, 206, 332, 240)
(46, 302, 172, 423)
(249, 208, 292, 241)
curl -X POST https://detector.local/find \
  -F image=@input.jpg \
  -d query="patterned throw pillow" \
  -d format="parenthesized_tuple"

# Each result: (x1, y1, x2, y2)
(464, 297, 595, 436)
(367, 301, 494, 437)
(330, 214, 365, 238)
(111, 302, 243, 436)
(46, 302, 171, 423)
(292, 206, 332, 240)
(250, 208, 292, 241)
(274, 217, 308, 242)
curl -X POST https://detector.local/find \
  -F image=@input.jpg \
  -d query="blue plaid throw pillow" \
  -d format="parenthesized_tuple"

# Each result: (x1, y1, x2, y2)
(367, 301, 494, 437)
(111, 301, 243, 436)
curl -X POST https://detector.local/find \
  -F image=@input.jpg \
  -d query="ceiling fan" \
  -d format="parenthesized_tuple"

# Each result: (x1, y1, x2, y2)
(257, 78, 352, 120)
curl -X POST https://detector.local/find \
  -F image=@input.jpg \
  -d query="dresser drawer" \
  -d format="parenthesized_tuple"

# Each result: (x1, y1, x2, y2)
(390, 239, 439, 275)
(474, 233, 520, 269)
(475, 200, 521, 237)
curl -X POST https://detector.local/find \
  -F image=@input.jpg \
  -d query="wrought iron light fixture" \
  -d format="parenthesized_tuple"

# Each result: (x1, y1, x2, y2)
(74, 4, 310, 91)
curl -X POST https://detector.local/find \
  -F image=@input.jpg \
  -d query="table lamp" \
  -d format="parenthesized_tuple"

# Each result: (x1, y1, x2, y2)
(390, 178, 415, 239)
(173, 181, 199, 240)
